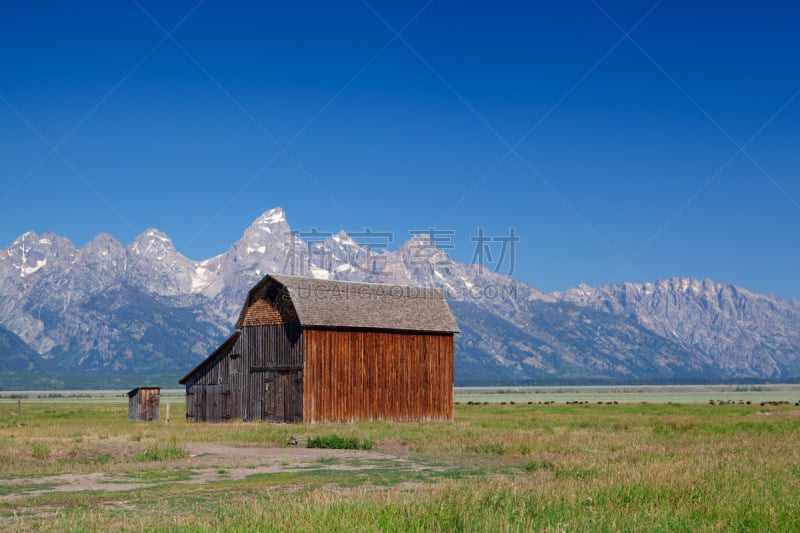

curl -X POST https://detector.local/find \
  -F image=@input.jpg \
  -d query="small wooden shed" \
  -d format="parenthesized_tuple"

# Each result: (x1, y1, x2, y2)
(127, 387, 160, 422)
(180, 275, 459, 423)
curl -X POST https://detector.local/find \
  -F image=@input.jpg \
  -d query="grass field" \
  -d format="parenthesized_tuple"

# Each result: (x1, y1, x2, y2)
(455, 383, 800, 405)
(4, 383, 800, 405)
(1, 390, 800, 531)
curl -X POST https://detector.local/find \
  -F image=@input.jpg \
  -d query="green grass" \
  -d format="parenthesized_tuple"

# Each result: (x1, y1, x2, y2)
(134, 443, 189, 461)
(524, 459, 555, 472)
(0, 398, 799, 531)
(130, 469, 195, 482)
(31, 443, 52, 459)
(0, 482, 58, 497)
(306, 434, 373, 450)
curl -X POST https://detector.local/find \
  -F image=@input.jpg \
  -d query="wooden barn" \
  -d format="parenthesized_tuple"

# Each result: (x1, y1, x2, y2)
(180, 275, 459, 423)
(127, 387, 160, 422)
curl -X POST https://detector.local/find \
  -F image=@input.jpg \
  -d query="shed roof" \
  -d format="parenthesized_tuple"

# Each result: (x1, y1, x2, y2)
(238, 275, 460, 334)
(127, 387, 160, 397)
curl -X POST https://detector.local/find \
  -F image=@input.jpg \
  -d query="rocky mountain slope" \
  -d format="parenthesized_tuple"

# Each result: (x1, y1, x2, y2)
(558, 279, 800, 379)
(0, 207, 798, 388)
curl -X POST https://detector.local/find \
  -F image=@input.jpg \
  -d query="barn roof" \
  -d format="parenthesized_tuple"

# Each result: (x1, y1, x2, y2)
(238, 274, 460, 334)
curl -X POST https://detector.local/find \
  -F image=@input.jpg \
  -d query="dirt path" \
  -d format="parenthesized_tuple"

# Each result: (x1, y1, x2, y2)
(0, 442, 432, 500)
(185, 442, 387, 466)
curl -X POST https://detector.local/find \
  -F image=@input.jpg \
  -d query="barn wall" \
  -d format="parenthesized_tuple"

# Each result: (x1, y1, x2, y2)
(240, 323, 303, 422)
(184, 340, 242, 423)
(303, 329, 454, 423)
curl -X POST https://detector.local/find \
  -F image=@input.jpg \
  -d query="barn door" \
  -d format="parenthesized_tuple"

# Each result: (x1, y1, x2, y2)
(292, 370, 303, 422)
(275, 372, 286, 421)
(263, 370, 303, 423)
(264, 372, 277, 421)
(205, 385, 221, 423)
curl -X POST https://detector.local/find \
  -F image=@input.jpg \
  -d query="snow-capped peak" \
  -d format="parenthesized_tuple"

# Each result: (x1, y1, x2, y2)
(258, 208, 286, 225)
(129, 229, 174, 254)
(145, 229, 170, 242)
(11, 231, 37, 248)
(127, 229, 189, 268)
(331, 230, 359, 247)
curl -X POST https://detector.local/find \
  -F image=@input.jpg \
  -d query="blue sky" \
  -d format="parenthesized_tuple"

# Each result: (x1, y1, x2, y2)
(2, 1, 799, 298)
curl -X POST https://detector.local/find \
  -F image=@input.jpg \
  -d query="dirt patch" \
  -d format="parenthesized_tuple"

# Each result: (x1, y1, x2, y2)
(373, 439, 409, 454)
(0, 472, 145, 496)
(0, 442, 438, 500)
(185, 442, 384, 466)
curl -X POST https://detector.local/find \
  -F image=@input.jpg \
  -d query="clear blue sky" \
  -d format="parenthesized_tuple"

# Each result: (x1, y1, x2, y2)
(2, 1, 799, 298)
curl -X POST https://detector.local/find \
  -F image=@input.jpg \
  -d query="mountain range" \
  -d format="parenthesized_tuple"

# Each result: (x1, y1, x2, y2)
(1, 207, 799, 389)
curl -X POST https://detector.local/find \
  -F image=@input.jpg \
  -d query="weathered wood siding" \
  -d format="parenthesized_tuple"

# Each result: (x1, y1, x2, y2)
(184, 338, 243, 423)
(303, 329, 454, 423)
(239, 283, 298, 326)
(240, 323, 304, 422)
(128, 388, 160, 422)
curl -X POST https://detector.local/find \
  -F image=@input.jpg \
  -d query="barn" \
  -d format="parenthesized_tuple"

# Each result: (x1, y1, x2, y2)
(179, 274, 459, 423)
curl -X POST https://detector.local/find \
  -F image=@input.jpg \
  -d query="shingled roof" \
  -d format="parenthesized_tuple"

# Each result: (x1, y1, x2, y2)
(237, 274, 460, 334)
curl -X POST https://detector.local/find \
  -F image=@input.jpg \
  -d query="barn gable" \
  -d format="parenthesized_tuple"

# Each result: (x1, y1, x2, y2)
(236, 277, 299, 327)
(181, 274, 458, 423)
